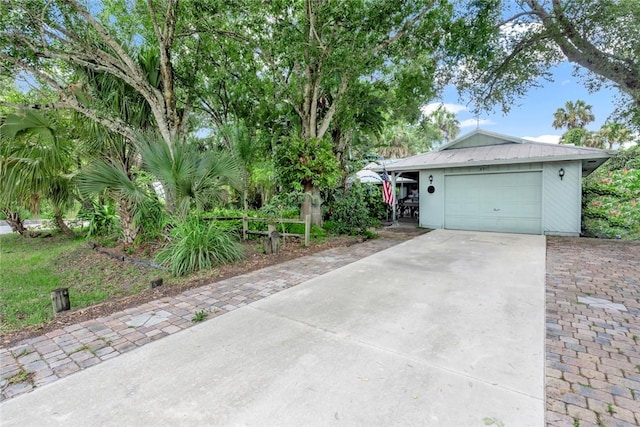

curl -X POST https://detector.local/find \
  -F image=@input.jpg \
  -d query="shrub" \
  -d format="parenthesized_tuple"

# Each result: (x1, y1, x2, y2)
(582, 146, 639, 239)
(327, 182, 380, 235)
(259, 191, 303, 218)
(78, 201, 119, 238)
(134, 198, 169, 244)
(156, 216, 244, 276)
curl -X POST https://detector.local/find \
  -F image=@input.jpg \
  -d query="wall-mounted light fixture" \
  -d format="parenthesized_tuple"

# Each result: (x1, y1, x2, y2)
(428, 174, 433, 184)
(559, 168, 565, 180)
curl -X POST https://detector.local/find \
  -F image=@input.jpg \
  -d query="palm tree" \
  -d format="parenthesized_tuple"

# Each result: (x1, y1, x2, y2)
(77, 157, 149, 246)
(599, 123, 633, 149)
(552, 100, 595, 130)
(71, 49, 162, 244)
(425, 106, 461, 145)
(137, 133, 243, 221)
(0, 110, 76, 236)
(582, 132, 605, 149)
(378, 124, 413, 159)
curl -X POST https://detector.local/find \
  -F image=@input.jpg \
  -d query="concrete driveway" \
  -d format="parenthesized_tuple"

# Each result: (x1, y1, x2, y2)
(1, 230, 545, 426)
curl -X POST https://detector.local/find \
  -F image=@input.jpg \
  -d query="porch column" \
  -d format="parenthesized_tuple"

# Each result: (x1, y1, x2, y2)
(391, 172, 398, 226)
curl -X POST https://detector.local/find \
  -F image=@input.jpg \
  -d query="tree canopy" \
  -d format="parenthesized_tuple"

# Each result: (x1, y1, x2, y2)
(455, 0, 640, 128)
(0, 0, 195, 146)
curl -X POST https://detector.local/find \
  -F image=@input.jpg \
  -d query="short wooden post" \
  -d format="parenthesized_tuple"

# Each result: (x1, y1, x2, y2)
(51, 288, 70, 314)
(304, 214, 311, 247)
(263, 224, 278, 254)
(270, 230, 280, 254)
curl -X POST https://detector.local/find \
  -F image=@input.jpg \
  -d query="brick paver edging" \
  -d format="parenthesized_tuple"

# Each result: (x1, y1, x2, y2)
(546, 237, 640, 427)
(1, 236, 406, 401)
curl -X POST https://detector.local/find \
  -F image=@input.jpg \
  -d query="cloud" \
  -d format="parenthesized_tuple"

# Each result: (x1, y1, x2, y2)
(459, 118, 495, 128)
(421, 102, 467, 115)
(523, 134, 561, 144)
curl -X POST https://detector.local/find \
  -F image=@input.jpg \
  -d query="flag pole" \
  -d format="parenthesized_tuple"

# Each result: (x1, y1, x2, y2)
(381, 158, 397, 226)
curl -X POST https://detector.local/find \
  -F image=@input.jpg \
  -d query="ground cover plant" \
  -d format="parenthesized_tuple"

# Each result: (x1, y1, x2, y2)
(0, 233, 167, 334)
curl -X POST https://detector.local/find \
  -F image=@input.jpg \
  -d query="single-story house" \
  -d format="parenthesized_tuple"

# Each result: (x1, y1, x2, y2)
(372, 129, 613, 236)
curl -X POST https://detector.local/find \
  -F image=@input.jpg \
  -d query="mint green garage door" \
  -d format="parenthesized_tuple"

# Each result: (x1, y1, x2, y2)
(444, 172, 542, 234)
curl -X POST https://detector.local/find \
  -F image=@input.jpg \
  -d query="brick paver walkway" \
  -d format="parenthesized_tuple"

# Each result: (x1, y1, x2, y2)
(546, 237, 640, 426)
(1, 236, 406, 401)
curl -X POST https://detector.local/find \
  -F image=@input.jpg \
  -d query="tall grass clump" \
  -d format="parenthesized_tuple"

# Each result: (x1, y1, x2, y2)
(156, 217, 244, 276)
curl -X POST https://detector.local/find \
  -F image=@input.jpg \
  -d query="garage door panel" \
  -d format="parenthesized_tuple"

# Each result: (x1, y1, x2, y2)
(496, 218, 541, 234)
(444, 172, 542, 234)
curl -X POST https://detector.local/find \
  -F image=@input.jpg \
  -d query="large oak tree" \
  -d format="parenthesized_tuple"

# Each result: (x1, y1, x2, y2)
(229, 0, 492, 224)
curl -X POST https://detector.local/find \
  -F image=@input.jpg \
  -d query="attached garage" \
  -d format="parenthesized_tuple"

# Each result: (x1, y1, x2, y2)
(444, 171, 542, 234)
(376, 130, 613, 236)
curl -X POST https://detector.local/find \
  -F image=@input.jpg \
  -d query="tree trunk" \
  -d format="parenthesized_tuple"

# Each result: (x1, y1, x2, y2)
(2, 209, 27, 235)
(117, 200, 139, 247)
(53, 212, 75, 237)
(301, 182, 323, 226)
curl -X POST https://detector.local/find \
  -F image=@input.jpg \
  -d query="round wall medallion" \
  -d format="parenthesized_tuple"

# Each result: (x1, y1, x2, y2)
(427, 185, 435, 194)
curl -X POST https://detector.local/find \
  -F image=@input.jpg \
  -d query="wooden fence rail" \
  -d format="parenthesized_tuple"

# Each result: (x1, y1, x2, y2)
(242, 215, 311, 247)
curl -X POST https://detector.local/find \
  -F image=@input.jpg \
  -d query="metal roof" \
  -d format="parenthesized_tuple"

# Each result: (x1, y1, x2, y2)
(373, 130, 613, 176)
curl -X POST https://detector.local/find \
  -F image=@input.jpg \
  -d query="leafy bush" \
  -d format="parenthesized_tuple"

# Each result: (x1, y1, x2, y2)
(327, 182, 381, 235)
(582, 146, 639, 239)
(134, 198, 168, 244)
(259, 191, 303, 218)
(203, 207, 245, 219)
(362, 185, 388, 221)
(156, 216, 244, 276)
(78, 202, 119, 238)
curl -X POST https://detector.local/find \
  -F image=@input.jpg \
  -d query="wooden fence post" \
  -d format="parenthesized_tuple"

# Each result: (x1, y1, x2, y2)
(304, 214, 311, 247)
(263, 224, 280, 254)
(242, 215, 248, 241)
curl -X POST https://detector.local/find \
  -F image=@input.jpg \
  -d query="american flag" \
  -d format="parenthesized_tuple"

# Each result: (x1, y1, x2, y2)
(381, 168, 395, 206)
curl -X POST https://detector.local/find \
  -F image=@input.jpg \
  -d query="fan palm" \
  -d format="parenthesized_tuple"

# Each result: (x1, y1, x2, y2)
(599, 123, 633, 149)
(71, 48, 162, 244)
(426, 106, 461, 144)
(552, 100, 595, 130)
(136, 133, 243, 221)
(77, 157, 149, 246)
(0, 110, 76, 235)
(378, 124, 413, 159)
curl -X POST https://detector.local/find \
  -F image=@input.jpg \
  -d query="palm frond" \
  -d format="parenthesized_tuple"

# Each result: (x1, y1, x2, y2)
(77, 159, 148, 205)
(135, 133, 242, 219)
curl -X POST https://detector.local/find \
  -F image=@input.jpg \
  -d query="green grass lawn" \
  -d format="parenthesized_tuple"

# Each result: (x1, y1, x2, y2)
(0, 233, 167, 334)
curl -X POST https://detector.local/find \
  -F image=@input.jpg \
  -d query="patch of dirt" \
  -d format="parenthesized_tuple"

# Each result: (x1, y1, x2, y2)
(3, 230, 426, 348)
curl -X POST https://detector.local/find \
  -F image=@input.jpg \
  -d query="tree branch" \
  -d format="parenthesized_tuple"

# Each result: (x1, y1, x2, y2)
(526, 0, 640, 100)
(373, 0, 436, 53)
(498, 11, 538, 27)
(317, 75, 348, 139)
